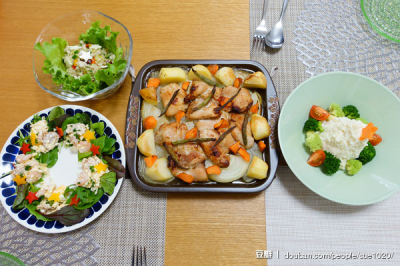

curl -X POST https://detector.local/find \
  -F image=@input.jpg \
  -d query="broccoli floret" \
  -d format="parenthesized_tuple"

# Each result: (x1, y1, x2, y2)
(356, 118, 368, 124)
(329, 103, 345, 117)
(323, 151, 341, 175)
(303, 118, 324, 132)
(305, 131, 322, 152)
(346, 159, 362, 175)
(357, 142, 376, 165)
(342, 105, 360, 119)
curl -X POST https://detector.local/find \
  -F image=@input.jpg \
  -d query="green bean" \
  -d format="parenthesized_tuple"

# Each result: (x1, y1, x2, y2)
(242, 112, 250, 146)
(192, 68, 224, 87)
(172, 138, 216, 145)
(213, 126, 236, 148)
(192, 86, 216, 112)
(159, 89, 180, 117)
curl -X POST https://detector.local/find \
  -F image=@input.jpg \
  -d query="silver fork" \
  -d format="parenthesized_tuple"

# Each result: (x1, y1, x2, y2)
(253, 0, 269, 48)
(132, 246, 147, 266)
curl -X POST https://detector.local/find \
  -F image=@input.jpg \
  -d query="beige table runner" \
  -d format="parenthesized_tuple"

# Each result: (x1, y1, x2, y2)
(250, 0, 400, 265)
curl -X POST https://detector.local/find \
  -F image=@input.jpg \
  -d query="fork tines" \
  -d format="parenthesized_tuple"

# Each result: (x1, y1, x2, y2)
(132, 246, 147, 266)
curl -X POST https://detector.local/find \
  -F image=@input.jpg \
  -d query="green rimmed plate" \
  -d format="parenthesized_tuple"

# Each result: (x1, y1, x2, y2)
(278, 72, 400, 205)
(0, 252, 26, 266)
(361, 0, 400, 43)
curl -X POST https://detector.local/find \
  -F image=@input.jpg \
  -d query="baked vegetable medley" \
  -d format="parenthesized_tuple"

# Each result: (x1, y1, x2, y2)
(304, 104, 381, 175)
(10, 107, 125, 226)
(34, 21, 127, 95)
(137, 64, 271, 184)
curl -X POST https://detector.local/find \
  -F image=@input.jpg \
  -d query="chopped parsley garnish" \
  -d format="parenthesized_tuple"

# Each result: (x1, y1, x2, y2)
(72, 55, 78, 59)
(74, 50, 79, 54)
(90, 166, 95, 173)
(25, 165, 32, 171)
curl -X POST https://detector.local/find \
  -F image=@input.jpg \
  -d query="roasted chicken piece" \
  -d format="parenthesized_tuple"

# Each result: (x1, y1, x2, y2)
(160, 83, 188, 117)
(196, 115, 235, 168)
(185, 81, 222, 120)
(230, 113, 254, 149)
(222, 86, 253, 113)
(155, 122, 208, 181)
(195, 111, 231, 130)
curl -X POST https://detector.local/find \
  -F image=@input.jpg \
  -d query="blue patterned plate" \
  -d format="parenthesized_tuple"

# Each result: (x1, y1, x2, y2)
(0, 105, 125, 233)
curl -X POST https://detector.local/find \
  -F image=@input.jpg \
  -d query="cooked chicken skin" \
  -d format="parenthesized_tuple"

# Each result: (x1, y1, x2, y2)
(185, 81, 222, 120)
(195, 111, 231, 130)
(198, 129, 230, 168)
(168, 159, 208, 182)
(155, 122, 207, 181)
(230, 113, 254, 149)
(160, 83, 188, 117)
(222, 86, 253, 113)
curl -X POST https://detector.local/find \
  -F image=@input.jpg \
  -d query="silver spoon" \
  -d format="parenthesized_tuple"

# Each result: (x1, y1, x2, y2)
(265, 0, 290, 49)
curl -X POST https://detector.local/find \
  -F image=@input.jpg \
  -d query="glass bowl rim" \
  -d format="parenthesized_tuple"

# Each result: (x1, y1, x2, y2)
(32, 10, 133, 101)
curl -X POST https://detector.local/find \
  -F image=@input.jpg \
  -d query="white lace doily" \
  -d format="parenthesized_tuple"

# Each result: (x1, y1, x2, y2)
(293, 0, 400, 97)
(0, 205, 99, 265)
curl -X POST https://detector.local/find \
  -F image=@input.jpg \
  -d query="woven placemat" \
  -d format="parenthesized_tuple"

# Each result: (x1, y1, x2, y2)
(250, 0, 400, 265)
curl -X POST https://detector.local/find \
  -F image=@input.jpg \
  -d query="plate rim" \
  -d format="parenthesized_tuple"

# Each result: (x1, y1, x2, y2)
(0, 105, 125, 233)
(278, 71, 400, 205)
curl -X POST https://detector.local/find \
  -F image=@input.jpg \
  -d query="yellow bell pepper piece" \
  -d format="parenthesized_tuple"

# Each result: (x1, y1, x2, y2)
(30, 132, 37, 145)
(48, 192, 60, 202)
(13, 175, 26, 186)
(95, 162, 108, 174)
(83, 130, 96, 142)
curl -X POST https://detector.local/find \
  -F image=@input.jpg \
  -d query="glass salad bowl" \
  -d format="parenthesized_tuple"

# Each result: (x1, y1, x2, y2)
(33, 10, 133, 101)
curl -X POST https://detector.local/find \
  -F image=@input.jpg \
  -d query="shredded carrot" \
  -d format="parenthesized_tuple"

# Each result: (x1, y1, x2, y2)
(207, 65, 219, 76)
(250, 104, 258, 114)
(175, 110, 185, 124)
(147, 78, 160, 88)
(238, 148, 251, 162)
(234, 77, 243, 88)
(143, 116, 157, 130)
(229, 142, 241, 154)
(185, 127, 198, 139)
(177, 173, 194, 183)
(206, 165, 221, 175)
(360, 122, 378, 141)
(258, 141, 267, 152)
(214, 118, 229, 130)
(144, 155, 158, 168)
(181, 81, 191, 90)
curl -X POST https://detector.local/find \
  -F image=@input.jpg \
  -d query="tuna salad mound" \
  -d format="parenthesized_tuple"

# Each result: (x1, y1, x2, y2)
(303, 103, 381, 175)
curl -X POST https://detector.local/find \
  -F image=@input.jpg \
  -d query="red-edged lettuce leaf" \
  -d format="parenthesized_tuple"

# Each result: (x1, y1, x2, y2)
(104, 156, 125, 179)
(41, 205, 90, 226)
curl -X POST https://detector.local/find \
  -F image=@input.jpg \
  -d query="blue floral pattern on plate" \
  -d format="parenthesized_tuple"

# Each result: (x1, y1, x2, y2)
(0, 105, 125, 233)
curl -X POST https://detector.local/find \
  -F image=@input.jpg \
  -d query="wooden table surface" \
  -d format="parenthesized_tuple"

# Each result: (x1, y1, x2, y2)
(0, 0, 267, 265)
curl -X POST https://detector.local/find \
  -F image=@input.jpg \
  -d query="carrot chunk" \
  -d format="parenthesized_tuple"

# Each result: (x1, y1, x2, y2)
(185, 127, 198, 139)
(238, 148, 251, 162)
(206, 165, 222, 175)
(177, 173, 194, 183)
(147, 78, 160, 88)
(181, 81, 191, 90)
(143, 116, 157, 130)
(207, 64, 219, 76)
(258, 141, 267, 152)
(234, 77, 243, 88)
(218, 96, 232, 109)
(360, 122, 378, 141)
(229, 141, 241, 154)
(250, 104, 258, 114)
(214, 118, 229, 130)
(175, 110, 185, 124)
(144, 155, 158, 168)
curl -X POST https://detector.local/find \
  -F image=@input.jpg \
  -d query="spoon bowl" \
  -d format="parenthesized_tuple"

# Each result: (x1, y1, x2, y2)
(264, 0, 289, 49)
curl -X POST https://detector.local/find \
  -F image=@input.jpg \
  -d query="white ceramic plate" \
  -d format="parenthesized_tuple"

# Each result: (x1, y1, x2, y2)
(0, 105, 125, 233)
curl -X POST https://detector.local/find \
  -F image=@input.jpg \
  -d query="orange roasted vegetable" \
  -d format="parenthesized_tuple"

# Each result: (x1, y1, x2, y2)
(175, 110, 185, 124)
(144, 155, 158, 168)
(143, 116, 157, 130)
(229, 142, 240, 154)
(177, 173, 195, 183)
(258, 141, 266, 152)
(207, 65, 219, 76)
(185, 127, 198, 139)
(147, 78, 160, 88)
(234, 77, 243, 88)
(214, 119, 229, 130)
(206, 165, 221, 175)
(181, 82, 191, 90)
(238, 148, 250, 162)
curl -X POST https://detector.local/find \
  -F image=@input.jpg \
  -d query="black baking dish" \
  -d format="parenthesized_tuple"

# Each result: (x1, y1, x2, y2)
(125, 60, 279, 192)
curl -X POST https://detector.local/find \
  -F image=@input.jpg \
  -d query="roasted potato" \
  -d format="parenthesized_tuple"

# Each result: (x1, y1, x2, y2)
(137, 129, 157, 156)
(247, 156, 269, 179)
(243, 71, 267, 89)
(145, 157, 174, 181)
(188, 65, 213, 80)
(159, 67, 187, 84)
(214, 67, 236, 86)
(139, 86, 158, 105)
(250, 114, 271, 140)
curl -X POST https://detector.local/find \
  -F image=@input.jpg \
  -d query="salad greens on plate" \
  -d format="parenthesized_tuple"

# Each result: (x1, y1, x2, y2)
(34, 21, 127, 96)
(10, 107, 125, 226)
